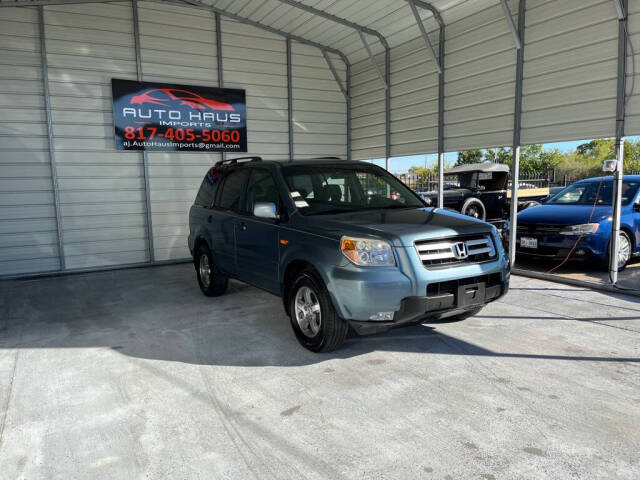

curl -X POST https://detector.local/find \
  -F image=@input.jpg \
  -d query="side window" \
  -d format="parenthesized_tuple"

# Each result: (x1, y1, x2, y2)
(217, 168, 250, 212)
(194, 167, 222, 207)
(246, 169, 281, 215)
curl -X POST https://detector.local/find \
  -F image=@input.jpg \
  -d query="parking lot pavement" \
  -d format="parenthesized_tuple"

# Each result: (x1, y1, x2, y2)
(516, 257, 640, 291)
(1, 264, 639, 480)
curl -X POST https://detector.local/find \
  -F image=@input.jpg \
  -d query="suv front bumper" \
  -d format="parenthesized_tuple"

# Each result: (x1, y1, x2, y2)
(346, 274, 508, 335)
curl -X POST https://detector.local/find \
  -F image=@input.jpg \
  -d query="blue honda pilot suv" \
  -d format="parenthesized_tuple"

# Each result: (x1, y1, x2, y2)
(189, 157, 509, 352)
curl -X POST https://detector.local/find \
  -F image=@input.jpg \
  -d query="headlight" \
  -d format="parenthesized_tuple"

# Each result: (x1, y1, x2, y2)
(559, 223, 599, 235)
(341, 236, 395, 267)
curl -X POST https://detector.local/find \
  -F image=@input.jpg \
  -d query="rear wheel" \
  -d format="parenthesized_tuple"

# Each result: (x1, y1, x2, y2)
(460, 198, 486, 221)
(288, 270, 348, 352)
(195, 244, 228, 297)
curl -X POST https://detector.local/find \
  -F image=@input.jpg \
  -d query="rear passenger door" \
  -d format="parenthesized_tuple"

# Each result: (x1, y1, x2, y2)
(209, 168, 250, 275)
(235, 168, 282, 293)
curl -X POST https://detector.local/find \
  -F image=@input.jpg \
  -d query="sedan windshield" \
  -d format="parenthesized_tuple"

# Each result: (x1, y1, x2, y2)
(547, 180, 640, 206)
(282, 164, 424, 215)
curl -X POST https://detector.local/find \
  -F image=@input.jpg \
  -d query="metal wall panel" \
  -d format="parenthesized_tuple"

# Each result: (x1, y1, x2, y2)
(521, 0, 618, 144)
(623, 1, 640, 135)
(44, 2, 150, 270)
(0, 7, 61, 276)
(138, 1, 220, 262)
(221, 18, 289, 159)
(291, 41, 347, 159)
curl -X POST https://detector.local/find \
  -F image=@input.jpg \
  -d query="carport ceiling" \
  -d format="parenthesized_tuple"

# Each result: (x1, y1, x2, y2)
(0, 0, 487, 66)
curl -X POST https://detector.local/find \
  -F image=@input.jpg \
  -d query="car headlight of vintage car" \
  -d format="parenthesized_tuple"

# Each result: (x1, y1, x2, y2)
(559, 223, 600, 235)
(341, 236, 395, 266)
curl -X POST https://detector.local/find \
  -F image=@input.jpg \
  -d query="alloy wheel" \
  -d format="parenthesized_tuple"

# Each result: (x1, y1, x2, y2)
(294, 286, 322, 337)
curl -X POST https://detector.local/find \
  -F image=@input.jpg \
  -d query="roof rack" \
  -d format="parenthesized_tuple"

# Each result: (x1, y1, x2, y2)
(215, 156, 262, 167)
(309, 156, 342, 160)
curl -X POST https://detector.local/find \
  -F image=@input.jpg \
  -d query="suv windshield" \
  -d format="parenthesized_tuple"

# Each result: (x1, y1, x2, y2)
(547, 180, 640, 206)
(282, 164, 424, 215)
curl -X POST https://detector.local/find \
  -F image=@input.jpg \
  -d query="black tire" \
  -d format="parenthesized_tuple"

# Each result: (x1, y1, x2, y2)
(195, 243, 228, 297)
(288, 270, 348, 352)
(460, 198, 486, 220)
(426, 306, 483, 324)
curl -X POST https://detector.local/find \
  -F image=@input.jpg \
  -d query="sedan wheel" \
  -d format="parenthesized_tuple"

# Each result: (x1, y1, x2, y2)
(617, 231, 632, 271)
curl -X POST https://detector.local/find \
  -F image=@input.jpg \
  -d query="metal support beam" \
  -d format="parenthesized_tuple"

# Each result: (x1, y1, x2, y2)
(132, 0, 154, 264)
(508, 0, 526, 268)
(500, 0, 523, 49)
(410, 1, 445, 205)
(346, 62, 352, 161)
(357, 30, 387, 89)
(407, 0, 442, 73)
(215, 12, 225, 163)
(322, 51, 348, 100)
(286, 37, 294, 162)
(38, 6, 66, 271)
(610, 0, 628, 284)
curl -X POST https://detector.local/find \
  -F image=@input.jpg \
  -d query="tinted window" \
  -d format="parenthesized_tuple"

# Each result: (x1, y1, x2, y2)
(282, 165, 423, 215)
(547, 180, 640, 206)
(217, 168, 250, 212)
(194, 167, 222, 207)
(246, 169, 281, 214)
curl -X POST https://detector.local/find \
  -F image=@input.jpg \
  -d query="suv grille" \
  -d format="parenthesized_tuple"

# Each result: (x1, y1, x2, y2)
(414, 234, 496, 268)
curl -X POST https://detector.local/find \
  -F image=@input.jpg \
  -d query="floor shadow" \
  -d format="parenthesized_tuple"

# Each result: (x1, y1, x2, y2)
(1, 264, 639, 367)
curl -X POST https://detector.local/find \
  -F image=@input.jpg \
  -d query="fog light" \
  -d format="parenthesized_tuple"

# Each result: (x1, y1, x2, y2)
(369, 312, 394, 321)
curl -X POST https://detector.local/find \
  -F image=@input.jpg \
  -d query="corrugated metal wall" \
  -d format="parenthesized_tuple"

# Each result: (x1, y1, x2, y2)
(291, 42, 347, 159)
(222, 18, 289, 161)
(0, 1, 349, 275)
(622, 0, 640, 136)
(521, 0, 618, 144)
(0, 7, 61, 275)
(43, 2, 150, 270)
(138, 1, 220, 262)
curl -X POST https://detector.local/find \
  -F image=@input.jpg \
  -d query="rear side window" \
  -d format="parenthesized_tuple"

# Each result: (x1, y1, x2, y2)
(194, 167, 222, 207)
(217, 168, 250, 212)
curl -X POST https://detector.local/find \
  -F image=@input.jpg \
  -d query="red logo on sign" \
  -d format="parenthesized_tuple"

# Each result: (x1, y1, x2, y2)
(130, 88, 234, 111)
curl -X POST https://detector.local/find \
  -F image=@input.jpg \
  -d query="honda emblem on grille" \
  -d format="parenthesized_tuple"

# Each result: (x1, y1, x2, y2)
(453, 242, 468, 259)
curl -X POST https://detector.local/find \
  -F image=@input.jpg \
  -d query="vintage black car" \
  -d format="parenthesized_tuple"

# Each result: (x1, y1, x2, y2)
(422, 163, 510, 223)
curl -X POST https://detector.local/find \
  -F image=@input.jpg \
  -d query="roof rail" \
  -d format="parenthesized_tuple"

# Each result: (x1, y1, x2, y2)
(215, 156, 262, 167)
(309, 156, 342, 160)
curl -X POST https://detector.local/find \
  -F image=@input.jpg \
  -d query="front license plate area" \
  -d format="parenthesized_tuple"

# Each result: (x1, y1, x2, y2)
(521, 237, 538, 249)
(457, 282, 486, 307)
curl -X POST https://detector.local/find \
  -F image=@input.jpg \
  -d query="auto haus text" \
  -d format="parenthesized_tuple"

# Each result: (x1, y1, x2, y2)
(122, 108, 242, 128)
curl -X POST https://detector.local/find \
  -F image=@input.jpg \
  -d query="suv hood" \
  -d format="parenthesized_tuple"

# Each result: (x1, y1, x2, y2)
(294, 207, 493, 246)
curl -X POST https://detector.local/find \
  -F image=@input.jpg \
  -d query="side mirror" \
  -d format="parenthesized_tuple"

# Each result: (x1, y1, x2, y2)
(421, 194, 432, 206)
(634, 203, 640, 213)
(253, 202, 278, 219)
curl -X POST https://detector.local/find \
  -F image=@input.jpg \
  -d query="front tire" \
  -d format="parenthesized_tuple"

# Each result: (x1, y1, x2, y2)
(460, 198, 486, 220)
(288, 271, 348, 352)
(195, 244, 228, 297)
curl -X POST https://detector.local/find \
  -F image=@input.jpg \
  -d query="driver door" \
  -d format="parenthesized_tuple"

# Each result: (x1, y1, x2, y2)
(235, 168, 282, 294)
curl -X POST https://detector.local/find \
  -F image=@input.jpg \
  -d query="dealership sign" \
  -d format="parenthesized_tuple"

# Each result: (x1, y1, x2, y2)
(111, 79, 247, 152)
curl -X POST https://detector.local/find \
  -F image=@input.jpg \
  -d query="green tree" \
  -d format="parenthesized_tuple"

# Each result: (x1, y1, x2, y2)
(456, 149, 483, 166)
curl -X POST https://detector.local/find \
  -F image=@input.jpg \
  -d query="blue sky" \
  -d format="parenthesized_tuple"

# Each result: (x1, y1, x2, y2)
(370, 136, 640, 173)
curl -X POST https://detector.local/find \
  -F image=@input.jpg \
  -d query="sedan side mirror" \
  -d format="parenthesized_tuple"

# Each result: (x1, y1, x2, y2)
(253, 202, 278, 219)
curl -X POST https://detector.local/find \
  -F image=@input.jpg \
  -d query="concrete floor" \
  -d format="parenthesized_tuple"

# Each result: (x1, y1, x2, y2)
(516, 256, 640, 291)
(1, 264, 639, 480)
